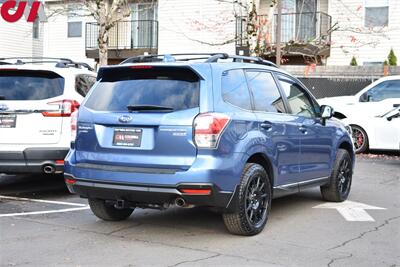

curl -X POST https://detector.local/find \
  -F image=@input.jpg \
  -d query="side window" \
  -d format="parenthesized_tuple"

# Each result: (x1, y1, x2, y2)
(221, 69, 252, 110)
(75, 75, 96, 97)
(278, 76, 316, 118)
(363, 80, 400, 102)
(246, 71, 285, 113)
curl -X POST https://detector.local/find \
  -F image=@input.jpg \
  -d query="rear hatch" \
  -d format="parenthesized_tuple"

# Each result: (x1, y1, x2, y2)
(76, 66, 201, 171)
(0, 69, 66, 145)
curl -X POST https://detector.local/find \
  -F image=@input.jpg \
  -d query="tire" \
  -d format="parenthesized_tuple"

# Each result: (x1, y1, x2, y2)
(351, 125, 368, 154)
(321, 149, 353, 202)
(223, 163, 272, 236)
(88, 198, 134, 221)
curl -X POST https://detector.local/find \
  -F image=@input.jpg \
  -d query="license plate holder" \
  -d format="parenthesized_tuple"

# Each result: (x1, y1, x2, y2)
(0, 114, 17, 128)
(113, 128, 143, 147)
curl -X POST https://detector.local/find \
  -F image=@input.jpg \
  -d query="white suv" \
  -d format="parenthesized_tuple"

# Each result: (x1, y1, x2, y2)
(0, 58, 96, 174)
(318, 75, 400, 153)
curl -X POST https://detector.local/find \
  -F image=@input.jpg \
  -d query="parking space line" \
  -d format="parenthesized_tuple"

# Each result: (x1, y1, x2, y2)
(0, 195, 87, 207)
(0, 207, 90, 218)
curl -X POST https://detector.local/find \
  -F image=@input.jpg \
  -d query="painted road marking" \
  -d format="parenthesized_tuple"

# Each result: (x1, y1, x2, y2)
(313, 200, 386, 222)
(0, 207, 90, 217)
(0, 195, 86, 207)
(0, 195, 89, 218)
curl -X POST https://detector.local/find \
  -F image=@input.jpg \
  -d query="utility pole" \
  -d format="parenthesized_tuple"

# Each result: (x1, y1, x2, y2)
(276, 0, 282, 66)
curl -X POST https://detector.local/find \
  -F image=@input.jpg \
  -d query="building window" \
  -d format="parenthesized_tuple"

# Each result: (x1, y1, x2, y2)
(32, 18, 39, 39)
(365, 0, 389, 27)
(68, 21, 82, 37)
(68, 4, 83, 38)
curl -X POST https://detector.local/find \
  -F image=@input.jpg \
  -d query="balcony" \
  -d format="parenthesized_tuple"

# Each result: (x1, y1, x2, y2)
(236, 12, 332, 64)
(85, 20, 158, 63)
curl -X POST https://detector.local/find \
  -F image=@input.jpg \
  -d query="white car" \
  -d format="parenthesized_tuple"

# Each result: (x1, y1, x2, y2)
(0, 58, 96, 174)
(318, 75, 400, 153)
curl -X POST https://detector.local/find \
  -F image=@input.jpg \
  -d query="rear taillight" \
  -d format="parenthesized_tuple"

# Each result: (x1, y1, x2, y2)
(71, 110, 78, 142)
(42, 100, 80, 117)
(194, 113, 230, 149)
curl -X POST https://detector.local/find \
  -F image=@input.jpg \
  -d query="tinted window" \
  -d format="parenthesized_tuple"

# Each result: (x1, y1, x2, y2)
(0, 70, 64, 100)
(75, 75, 96, 97)
(221, 69, 251, 110)
(246, 71, 285, 113)
(278, 77, 316, 118)
(364, 80, 400, 102)
(85, 67, 199, 112)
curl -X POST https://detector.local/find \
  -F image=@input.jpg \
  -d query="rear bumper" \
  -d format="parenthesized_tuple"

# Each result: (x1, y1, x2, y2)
(64, 173, 238, 211)
(0, 148, 69, 174)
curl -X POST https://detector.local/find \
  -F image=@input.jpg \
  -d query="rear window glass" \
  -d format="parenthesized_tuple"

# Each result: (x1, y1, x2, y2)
(0, 70, 64, 100)
(85, 67, 200, 112)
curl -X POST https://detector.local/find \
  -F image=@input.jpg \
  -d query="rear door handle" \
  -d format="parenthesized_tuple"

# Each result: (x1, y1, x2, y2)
(299, 125, 307, 134)
(260, 121, 273, 130)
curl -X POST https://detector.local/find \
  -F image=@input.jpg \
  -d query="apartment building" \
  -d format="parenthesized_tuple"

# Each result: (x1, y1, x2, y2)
(0, 0, 397, 66)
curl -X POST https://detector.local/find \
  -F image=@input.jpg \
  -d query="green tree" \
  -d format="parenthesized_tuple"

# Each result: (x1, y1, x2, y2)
(350, 56, 358, 66)
(388, 49, 397, 66)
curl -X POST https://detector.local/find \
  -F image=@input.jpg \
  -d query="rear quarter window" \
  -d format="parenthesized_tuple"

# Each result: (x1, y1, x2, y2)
(85, 67, 200, 112)
(221, 69, 252, 110)
(0, 70, 64, 100)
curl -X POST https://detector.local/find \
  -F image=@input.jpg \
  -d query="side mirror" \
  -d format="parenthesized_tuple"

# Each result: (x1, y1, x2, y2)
(321, 105, 334, 119)
(359, 92, 368, 102)
(320, 105, 334, 125)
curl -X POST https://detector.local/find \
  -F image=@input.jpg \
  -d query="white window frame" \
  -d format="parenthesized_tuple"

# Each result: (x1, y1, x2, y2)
(67, 4, 84, 38)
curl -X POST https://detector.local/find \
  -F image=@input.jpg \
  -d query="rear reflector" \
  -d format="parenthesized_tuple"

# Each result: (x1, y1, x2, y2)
(65, 178, 76, 185)
(55, 160, 64, 165)
(180, 188, 212, 195)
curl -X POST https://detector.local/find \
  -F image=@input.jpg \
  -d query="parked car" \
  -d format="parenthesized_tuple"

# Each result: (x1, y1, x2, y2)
(318, 76, 400, 153)
(64, 53, 355, 236)
(0, 58, 96, 174)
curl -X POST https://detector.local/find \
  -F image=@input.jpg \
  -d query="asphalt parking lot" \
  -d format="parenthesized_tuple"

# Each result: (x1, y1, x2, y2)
(0, 156, 399, 267)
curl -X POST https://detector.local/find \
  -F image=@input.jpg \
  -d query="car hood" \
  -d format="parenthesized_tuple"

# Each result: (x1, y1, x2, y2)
(318, 96, 357, 107)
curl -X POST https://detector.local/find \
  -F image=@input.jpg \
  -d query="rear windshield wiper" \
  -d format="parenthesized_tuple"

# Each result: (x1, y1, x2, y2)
(127, 105, 174, 112)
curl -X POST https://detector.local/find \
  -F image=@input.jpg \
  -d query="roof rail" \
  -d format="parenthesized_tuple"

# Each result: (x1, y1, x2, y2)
(120, 53, 278, 68)
(120, 53, 228, 65)
(205, 54, 278, 68)
(0, 57, 94, 71)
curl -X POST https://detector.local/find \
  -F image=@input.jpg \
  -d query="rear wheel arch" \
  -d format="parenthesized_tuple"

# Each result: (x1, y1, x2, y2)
(246, 153, 274, 189)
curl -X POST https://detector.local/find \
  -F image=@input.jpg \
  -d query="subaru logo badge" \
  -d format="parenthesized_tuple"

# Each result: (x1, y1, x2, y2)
(119, 115, 132, 123)
(0, 104, 8, 111)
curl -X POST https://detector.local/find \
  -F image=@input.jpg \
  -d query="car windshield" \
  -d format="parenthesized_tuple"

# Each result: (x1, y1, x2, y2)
(0, 70, 65, 100)
(84, 67, 200, 112)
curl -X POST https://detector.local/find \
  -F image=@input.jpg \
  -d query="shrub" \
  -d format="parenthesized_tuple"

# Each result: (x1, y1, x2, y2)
(388, 49, 397, 66)
(350, 56, 358, 66)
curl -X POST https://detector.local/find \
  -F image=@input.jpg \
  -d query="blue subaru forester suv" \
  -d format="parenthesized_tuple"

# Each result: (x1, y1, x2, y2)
(64, 54, 355, 236)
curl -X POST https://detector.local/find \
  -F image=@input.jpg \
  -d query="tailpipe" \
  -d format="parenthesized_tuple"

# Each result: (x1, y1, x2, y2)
(43, 164, 56, 174)
(175, 198, 186, 207)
